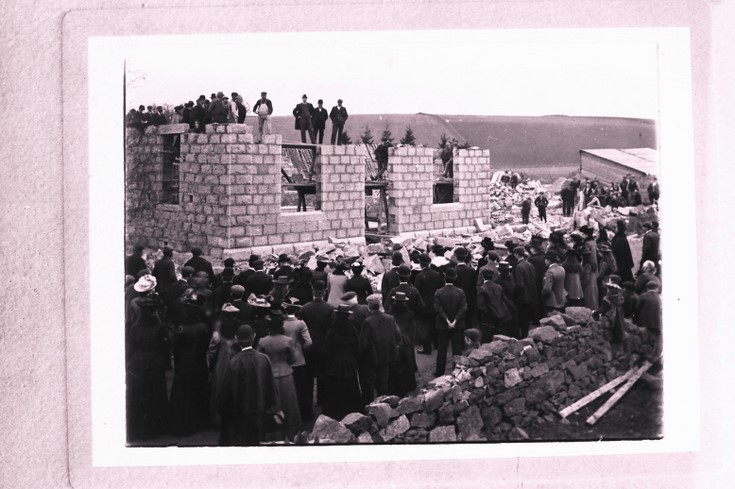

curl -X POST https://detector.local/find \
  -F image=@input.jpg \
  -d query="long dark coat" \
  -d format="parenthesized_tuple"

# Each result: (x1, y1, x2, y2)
(169, 320, 211, 436)
(388, 306, 418, 396)
(611, 231, 635, 282)
(322, 318, 362, 419)
(217, 349, 277, 446)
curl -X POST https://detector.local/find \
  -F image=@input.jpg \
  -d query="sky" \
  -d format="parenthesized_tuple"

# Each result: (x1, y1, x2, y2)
(125, 29, 661, 119)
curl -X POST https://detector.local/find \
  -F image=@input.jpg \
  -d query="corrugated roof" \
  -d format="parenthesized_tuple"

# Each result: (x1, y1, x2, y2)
(580, 148, 659, 176)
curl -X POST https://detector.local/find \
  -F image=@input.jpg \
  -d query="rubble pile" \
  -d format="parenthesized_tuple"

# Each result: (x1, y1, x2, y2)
(486, 171, 559, 226)
(297, 309, 650, 444)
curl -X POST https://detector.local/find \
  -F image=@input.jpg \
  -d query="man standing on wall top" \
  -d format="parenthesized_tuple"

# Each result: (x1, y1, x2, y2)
(312, 99, 329, 145)
(293, 94, 316, 144)
(253, 91, 273, 143)
(373, 136, 392, 180)
(329, 99, 349, 145)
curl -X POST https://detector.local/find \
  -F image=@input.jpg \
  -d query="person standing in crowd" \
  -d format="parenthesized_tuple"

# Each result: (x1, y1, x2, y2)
(257, 310, 302, 441)
(381, 251, 404, 307)
(345, 261, 373, 305)
(634, 281, 663, 366)
(386, 264, 425, 319)
(433, 267, 467, 377)
(282, 304, 313, 421)
(521, 197, 532, 224)
(212, 258, 236, 290)
(272, 254, 294, 281)
(152, 246, 177, 303)
(217, 324, 279, 446)
(184, 247, 214, 284)
(126, 293, 169, 441)
(208, 303, 242, 427)
(388, 291, 418, 396)
(171, 105, 183, 125)
(452, 247, 477, 329)
(413, 253, 443, 355)
(233, 254, 259, 288)
(542, 249, 566, 315)
(562, 248, 583, 307)
(212, 267, 235, 312)
(208, 91, 228, 123)
(182, 101, 193, 126)
(359, 294, 402, 403)
(639, 221, 661, 273)
(191, 95, 207, 132)
(579, 225, 599, 311)
(476, 250, 500, 287)
(329, 99, 349, 145)
(287, 266, 314, 307)
(169, 293, 211, 437)
(322, 304, 362, 419)
(373, 136, 392, 180)
(236, 95, 249, 124)
(476, 267, 509, 342)
(125, 244, 148, 277)
(494, 261, 519, 338)
(253, 91, 273, 143)
(513, 247, 538, 338)
(228, 285, 254, 324)
(611, 219, 635, 282)
(647, 176, 660, 205)
(596, 275, 626, 344)
(245, 259, 273, 297)
(326, 262, 349, 306)
(312, 99, 329, 144)
(297, 280, 333, 407)
(534, 191, 549, 223)
(293, 94, 315, 144)
(635, 260, 661, 295)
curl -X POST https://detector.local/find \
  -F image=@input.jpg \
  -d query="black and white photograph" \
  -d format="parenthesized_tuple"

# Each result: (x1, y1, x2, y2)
(121, 29, 668, 448)
(7, 1, 733, 488)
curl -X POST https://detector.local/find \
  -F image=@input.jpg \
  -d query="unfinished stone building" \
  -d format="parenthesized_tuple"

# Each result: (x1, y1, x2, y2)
(125, 123, 493, 258)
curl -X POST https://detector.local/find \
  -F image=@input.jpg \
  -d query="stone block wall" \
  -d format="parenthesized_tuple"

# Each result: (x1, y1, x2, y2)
(387, 148, 492, 235)
(126, 124, 365, 259)
(302, 311, 655, 444)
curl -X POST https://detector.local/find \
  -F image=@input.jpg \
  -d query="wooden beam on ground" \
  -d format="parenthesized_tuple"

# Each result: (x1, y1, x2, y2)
(558, 367, 637, 418)
(585, 361, 652, 426)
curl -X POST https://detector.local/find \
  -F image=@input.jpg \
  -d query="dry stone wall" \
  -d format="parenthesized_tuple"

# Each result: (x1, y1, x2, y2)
(126, 124, 365, 259)
(387, 148, 492, 236)
(302, 308, 652, 444)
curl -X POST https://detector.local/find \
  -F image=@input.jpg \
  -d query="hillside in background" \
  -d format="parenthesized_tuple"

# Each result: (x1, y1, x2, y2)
(268, 113, 657, 176)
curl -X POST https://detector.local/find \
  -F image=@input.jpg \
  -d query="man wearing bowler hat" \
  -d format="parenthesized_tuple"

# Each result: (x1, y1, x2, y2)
(433, 267, 467, 377)
(217, 324, 279, 446)
(386, 264, 425, 316)
(359, 294, 402, 404)
(313, 99, 329, 144)
(293, 94, 316, 143)
(381, 250, 405, 307)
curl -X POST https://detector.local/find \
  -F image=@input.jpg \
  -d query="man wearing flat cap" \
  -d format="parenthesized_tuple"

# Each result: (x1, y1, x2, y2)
(217, 324, 279, 446)
(433, 267, 467, 377)
(253, 91, 274, 143)
(293, 94, 316, 143)
(329, 99, 349, 145)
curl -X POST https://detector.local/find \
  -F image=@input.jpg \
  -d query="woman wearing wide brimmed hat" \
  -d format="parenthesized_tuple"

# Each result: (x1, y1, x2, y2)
(126, 293, 169, 442)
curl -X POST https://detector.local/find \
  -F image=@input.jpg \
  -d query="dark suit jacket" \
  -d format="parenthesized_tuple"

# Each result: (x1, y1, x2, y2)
(125, 255, 147, 277)
(184, 256, 215, 282)
(453, 263, 477, 311)
(641, 230, 660, 263)
(381, 267, 401, 306)
(293, 102, 314, 128)
(298, 299, 334, 351)
(245, 270, 273, 297)
(476, 280, 508, 323)
(414, 267, 444, 314)
(217, 349, 276, 445)
(313, 107, 329, 129)
(386, 282, 425, 315)
(434, 284, 467, 330)
(513, 259, 539, 305)
(329, 105, 348, 125)
(152, 256, 177, 295)
(345, 274, 374, 304)
(360, 311, 401, 365)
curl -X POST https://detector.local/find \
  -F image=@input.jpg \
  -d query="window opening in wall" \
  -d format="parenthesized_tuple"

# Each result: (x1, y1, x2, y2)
(281, 143, 320, 212)
(161, 134, 180, 204)
(433, 178, 455, 204)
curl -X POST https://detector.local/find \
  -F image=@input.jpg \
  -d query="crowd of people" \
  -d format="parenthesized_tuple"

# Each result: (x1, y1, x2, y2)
(124, 211, 662, 445)
(126, 90, 274, 142)
(126, 91, 352, 146)
(560, 174, 661, 217)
